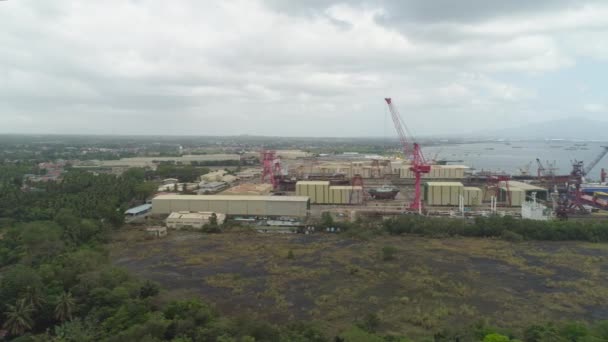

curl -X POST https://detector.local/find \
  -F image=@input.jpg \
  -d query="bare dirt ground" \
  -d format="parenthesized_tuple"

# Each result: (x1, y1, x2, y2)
(111, 230, 608, 338)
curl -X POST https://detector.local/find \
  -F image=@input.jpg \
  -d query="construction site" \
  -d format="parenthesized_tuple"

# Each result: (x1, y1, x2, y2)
(150, 98, 608, 229)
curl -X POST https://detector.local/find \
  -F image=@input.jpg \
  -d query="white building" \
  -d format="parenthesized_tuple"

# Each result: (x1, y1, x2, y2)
(166, 211, 226, 229)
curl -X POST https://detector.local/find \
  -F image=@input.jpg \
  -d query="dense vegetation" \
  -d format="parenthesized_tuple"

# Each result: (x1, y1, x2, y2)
(381, 215, 608, 242)
(1, 164, 608, 340)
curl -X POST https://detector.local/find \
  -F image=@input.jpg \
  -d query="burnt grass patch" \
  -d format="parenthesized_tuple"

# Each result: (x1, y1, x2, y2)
(111, 231, 608, 337)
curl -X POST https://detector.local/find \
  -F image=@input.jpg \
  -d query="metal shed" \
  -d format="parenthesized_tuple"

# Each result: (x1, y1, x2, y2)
(152, 195, 310, 217)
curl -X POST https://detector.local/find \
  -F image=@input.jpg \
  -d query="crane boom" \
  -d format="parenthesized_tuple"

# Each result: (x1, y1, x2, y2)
(384, 98, 430, 211)
(536, 158, 545, 178)
(584, 146, 608, 176)
(384, 98, 411, 158)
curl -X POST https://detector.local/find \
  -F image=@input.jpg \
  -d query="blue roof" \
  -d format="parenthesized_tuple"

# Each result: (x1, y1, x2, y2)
(125, 204, 152, 215)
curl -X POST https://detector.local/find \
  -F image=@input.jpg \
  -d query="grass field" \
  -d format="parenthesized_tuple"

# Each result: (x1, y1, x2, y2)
(111, 230, 608, 339)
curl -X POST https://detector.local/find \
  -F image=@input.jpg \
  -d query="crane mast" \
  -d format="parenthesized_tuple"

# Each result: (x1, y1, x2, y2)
(384, 98, 431, 211)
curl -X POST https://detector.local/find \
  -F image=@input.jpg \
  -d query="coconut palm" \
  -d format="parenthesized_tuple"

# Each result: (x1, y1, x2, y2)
(54, 291, 75, 322)
(3, 298, 34, 336)
(23, 285, 46, 310)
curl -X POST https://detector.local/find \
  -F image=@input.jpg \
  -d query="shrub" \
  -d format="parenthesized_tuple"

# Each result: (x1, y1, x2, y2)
(381, 246, 397, 261)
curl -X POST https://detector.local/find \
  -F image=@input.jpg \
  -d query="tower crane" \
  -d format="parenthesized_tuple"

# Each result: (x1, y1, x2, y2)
(384, 98, 431, 211)
(535, 158, 546, 178)
(583, 146, 608, 180)
(565, 146, 608, 215)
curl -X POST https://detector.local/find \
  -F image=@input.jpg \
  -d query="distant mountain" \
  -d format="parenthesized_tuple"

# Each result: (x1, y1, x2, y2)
(473, 117, 608, 140)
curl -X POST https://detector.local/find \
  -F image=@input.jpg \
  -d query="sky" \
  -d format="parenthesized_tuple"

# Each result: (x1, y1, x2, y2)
(1, 0, 607, 137)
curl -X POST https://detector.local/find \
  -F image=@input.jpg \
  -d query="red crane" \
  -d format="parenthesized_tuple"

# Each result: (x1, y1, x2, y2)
(260, 150, 281, 189)
(384, 98, 431, 211)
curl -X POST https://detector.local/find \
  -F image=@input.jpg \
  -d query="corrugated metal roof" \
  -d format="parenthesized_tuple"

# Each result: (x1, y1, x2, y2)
(125, 203, 152, 214)
(502, 181, 546, 191)
(425, 182, 464, 186)
(296, 181, 330, 185)
(435, 165, 470, 169)
(153, 195, 310, 202)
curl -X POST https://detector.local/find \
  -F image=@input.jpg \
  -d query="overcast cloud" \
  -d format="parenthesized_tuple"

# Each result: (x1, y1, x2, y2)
(1, 0, 607, 136)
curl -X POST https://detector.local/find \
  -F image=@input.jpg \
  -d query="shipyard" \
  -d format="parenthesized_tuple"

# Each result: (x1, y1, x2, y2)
(3, 0, 608, 340)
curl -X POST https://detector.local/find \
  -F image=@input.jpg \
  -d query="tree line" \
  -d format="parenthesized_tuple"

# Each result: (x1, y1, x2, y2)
(381, 215, 608, 242)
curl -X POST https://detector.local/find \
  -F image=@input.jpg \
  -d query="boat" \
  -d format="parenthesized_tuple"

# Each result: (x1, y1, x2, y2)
(368, 185, 400, 200)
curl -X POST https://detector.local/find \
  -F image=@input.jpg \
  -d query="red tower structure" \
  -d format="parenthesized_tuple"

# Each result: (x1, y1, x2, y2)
(485, 175, 511, 207)
(260, 150, 281, 189)
(602, 168, 607, 183)
(350, 174, 365, 204)
(384, 98, 431, 211)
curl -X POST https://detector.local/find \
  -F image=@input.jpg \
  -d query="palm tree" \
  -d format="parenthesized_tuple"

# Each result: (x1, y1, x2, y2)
(54, 291, 75, 322)
(3, 298, 34, 336)
(23, 286, 46, 310)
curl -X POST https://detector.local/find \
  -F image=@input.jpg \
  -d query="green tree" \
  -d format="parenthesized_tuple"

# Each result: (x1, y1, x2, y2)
(287, 250, 295, 259)
(55, 291, 76, 322)
(209, 213, 218, 226)
(320, 212, 334, 228)
(3, 298, 35, 336)
(483, 333, 511, 342)
(23, 285, 46, 310)
(134, 182, 157, 201)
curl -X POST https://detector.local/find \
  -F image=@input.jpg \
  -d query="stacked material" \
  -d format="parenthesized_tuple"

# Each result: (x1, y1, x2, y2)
(222, 183, 273, 196)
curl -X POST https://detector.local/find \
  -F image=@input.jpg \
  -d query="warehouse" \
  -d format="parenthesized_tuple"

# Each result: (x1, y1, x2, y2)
(400, 165, 468, 179)
(221, 183, 273, 196)
(296, 181, 330, 204)
(424, 182, 464, 206)
(166, 211, 227, 229)
(198, 181, 228, 194)
(329, 186, 363, 204)
(462, 187, 482, 206)
(124, 204, 152, 218)
(152, 195, 310, 217)
(498, 181, 547, 206)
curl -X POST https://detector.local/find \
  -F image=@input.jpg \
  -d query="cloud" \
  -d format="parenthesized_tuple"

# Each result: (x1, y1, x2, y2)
(584, 103, 606, 113)
(0, 0, 607, 136)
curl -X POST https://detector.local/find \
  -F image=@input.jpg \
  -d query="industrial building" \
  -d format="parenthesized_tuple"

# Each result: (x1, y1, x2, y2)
(462, 187, 482, 206)
(152, 195, 310, 217)
(295, 181, 363, 204)
(197, 181, 228, 194)
(400, 165, 468, 179)
(166, 211, 227, 229)
(146, 226, 168, 238)
(221, 183, 273, 196)
(423, 182, 481, 206)
(499, 181, 548, 206)
(72, 154, 240, 171)
(296, 181, 330, 204)
(124, 204, 152, 217)
(329, 186, 363, 204)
